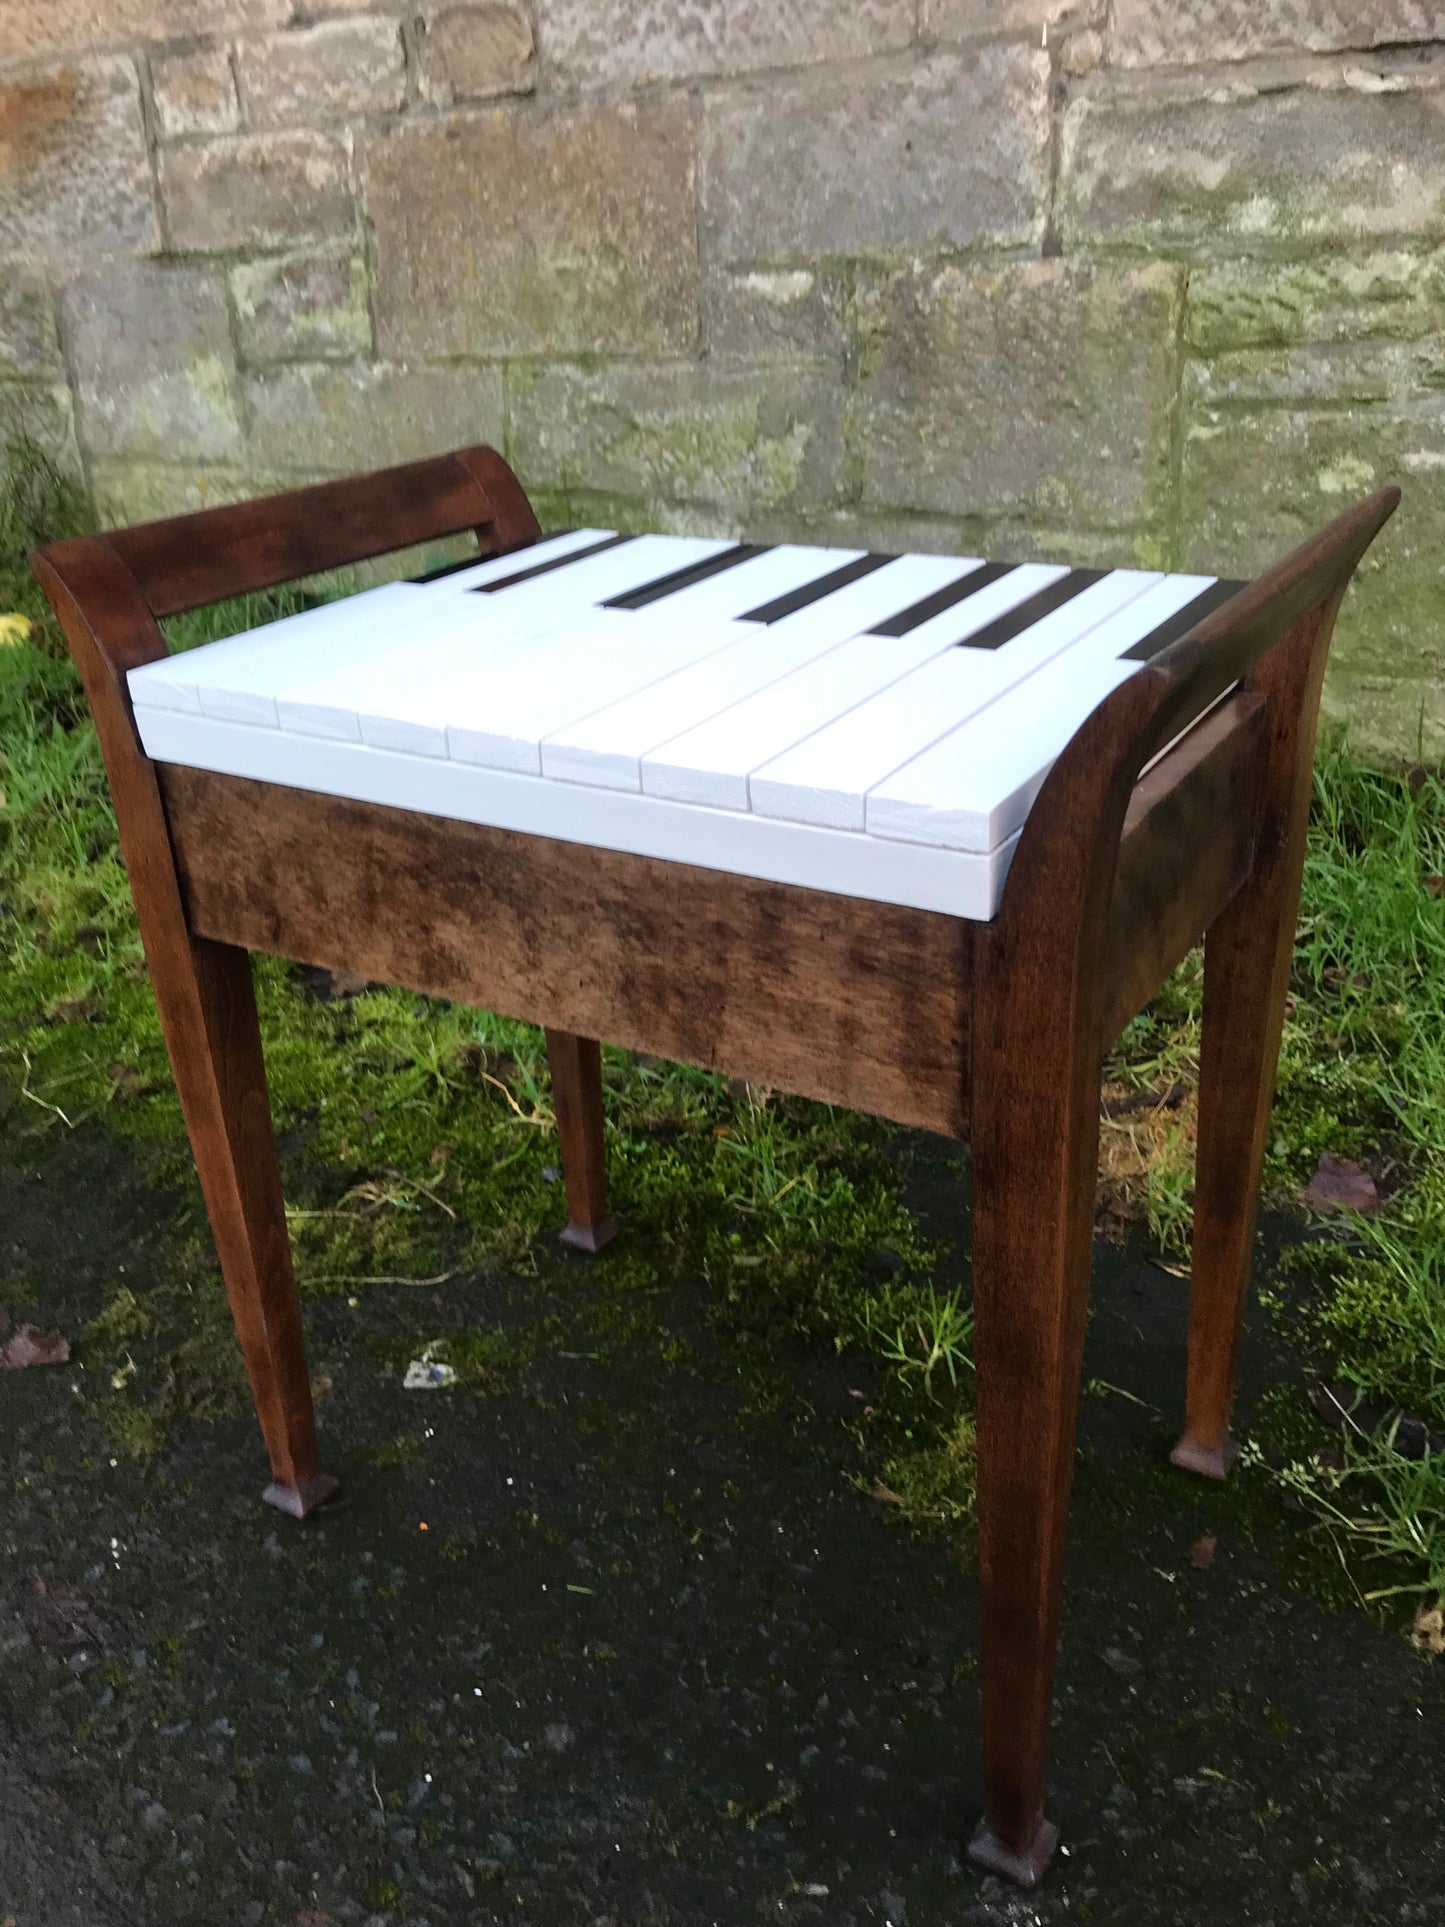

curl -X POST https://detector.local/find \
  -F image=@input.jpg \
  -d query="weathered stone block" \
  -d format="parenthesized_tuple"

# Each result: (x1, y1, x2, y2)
(1112, 0, 1445, 67)
(510, 360, 845, 514)
(63, 259, 243, 462)
(1187, 252, 1445, 357)
(849, 259, 1182, 530)
(701, 266, 848, 364)
(90, 459, 322, 529)
(0, 267, 62, 381)
(236, 19, 407, 128)
(231, 248, 373, 363)
(242, 361, 505, 472)
(701, 49, 1050, 262)
(924, 0, 1096, 36)
(151, 45, 239, 138)
(0, 0, 287, 67)
(1181, 403, 1445, 760)
(421, 6, 535, 103)
(1061, 74, 1445, 254)
(163, 130, 353, 252)
(0, 382, 80, 476)
(537, 0, 911, 91)
(366, 102, 698, 358)
(0, 58, 156, 260)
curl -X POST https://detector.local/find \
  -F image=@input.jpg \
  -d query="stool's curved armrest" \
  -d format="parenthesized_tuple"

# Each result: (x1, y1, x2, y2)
(30, 443, 537, 628)
(1131, 486, 1401, 773)
(996, 487, 1400, 941)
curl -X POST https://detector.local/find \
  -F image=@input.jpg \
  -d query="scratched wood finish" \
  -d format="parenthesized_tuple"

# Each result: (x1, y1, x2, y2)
(159, 766, 975, 1138)
(31, 443, 1400, 1892)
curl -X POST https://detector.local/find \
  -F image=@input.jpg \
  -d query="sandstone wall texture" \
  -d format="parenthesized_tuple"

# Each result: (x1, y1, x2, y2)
(1, 0, 1442, 755)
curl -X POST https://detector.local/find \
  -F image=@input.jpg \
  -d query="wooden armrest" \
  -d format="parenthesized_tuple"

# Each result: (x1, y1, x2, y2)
(32, 444, 537, 623)
(1101, 691, 1267, 1046)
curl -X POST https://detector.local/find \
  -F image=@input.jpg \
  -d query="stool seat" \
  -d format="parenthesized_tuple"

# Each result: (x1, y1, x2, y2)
(128, 529, 1239, 922)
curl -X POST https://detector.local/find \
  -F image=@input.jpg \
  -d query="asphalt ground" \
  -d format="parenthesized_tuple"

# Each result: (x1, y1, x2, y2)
(3, 1115, 1443, 1927)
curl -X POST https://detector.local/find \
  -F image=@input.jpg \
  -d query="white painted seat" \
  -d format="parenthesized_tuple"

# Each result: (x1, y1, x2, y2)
(128, 529, 1239, 921)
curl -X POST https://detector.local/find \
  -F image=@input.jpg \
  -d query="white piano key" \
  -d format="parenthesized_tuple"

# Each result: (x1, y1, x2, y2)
(444, 612, 747, 774)
(865, 656, 1140, 853)
(540, 616, 867, 791)
(130, 701, 1017, 920)
(641, 625, 975, 813)
(128, 530, 622, 723)
(269, 535, 729, 740)
(749, 569, 1161, 831)
(128, 580, 424, 721)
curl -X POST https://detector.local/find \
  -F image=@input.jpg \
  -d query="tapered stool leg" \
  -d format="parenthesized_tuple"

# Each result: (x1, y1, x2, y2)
(1173, 607, 1335, 1481)
(545, 1029, 616, 1253)
(156, 934, 337, 1518)
(966, 1043, 1100, 1886)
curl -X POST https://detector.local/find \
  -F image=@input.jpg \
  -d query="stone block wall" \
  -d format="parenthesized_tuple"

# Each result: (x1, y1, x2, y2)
(1, 0, 1442, 755)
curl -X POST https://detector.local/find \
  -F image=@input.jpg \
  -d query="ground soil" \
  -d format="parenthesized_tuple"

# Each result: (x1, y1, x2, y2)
(2, 1116, 1442, 1927)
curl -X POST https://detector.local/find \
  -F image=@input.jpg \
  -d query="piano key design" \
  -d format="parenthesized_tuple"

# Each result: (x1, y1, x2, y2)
(128, 531, 1240, 922)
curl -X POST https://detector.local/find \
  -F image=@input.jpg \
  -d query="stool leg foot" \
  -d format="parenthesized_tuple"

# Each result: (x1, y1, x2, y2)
(263, 1471, 341, 1520)
(1170, 1432, 1240, 1481)
(545, 1029, 615, 1255)
(968, 1814, 1060, 1889)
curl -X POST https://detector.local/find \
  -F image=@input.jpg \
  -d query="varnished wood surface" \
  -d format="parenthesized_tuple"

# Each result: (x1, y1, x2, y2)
(28, 535, 334, 1516)
(102, 450, 537, 619)
(159, 766, 974, 1138)
(1174, 598, 1344, 1479)
(545, 1029, 617, 1252)
(1101, 692, 1266, 1047)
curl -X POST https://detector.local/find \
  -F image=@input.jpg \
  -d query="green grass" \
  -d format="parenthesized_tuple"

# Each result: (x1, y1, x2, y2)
(1, 438, 1442, 1616)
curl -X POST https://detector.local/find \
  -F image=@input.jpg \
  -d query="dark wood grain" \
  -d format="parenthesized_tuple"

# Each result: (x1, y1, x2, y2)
(545, 1030, 617, 1253)
(159, 767, 975, 1137)
(102, 449, 535, 619)
(1101, 691, 1266, 1047)
(965, 486, 1399, 1884)
(28, 537, 335, 1518)
(1172, 598, 1345, 1479)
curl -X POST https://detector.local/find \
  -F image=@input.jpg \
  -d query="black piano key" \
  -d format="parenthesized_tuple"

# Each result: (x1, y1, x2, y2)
(954, 567, 1108, 651)
(411, 551, 488, 584)
(867, 560, 1016, 638)
(739, 552, 896, 624)
(471, 531, 636, 595)
(600, 542, 770, 611)
(1120, 578, 1248, 662)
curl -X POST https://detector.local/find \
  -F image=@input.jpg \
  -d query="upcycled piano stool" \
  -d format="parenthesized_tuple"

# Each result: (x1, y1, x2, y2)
(32, 450, 1397, 1888)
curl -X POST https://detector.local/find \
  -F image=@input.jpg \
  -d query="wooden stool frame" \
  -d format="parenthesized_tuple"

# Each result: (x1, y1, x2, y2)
(32, 450, 1397, 1888)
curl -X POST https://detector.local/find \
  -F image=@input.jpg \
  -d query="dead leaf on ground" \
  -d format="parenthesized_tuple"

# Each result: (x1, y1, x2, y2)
(26, 1576, 108, 1649)
(1187, 1533, 1217, 1571)
(0, 1323, 70, 1369)
(1423, 875, 1445, 899)
(1304, 1152, 1379, 1216)
(1412, 1601, 1444, 1657)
